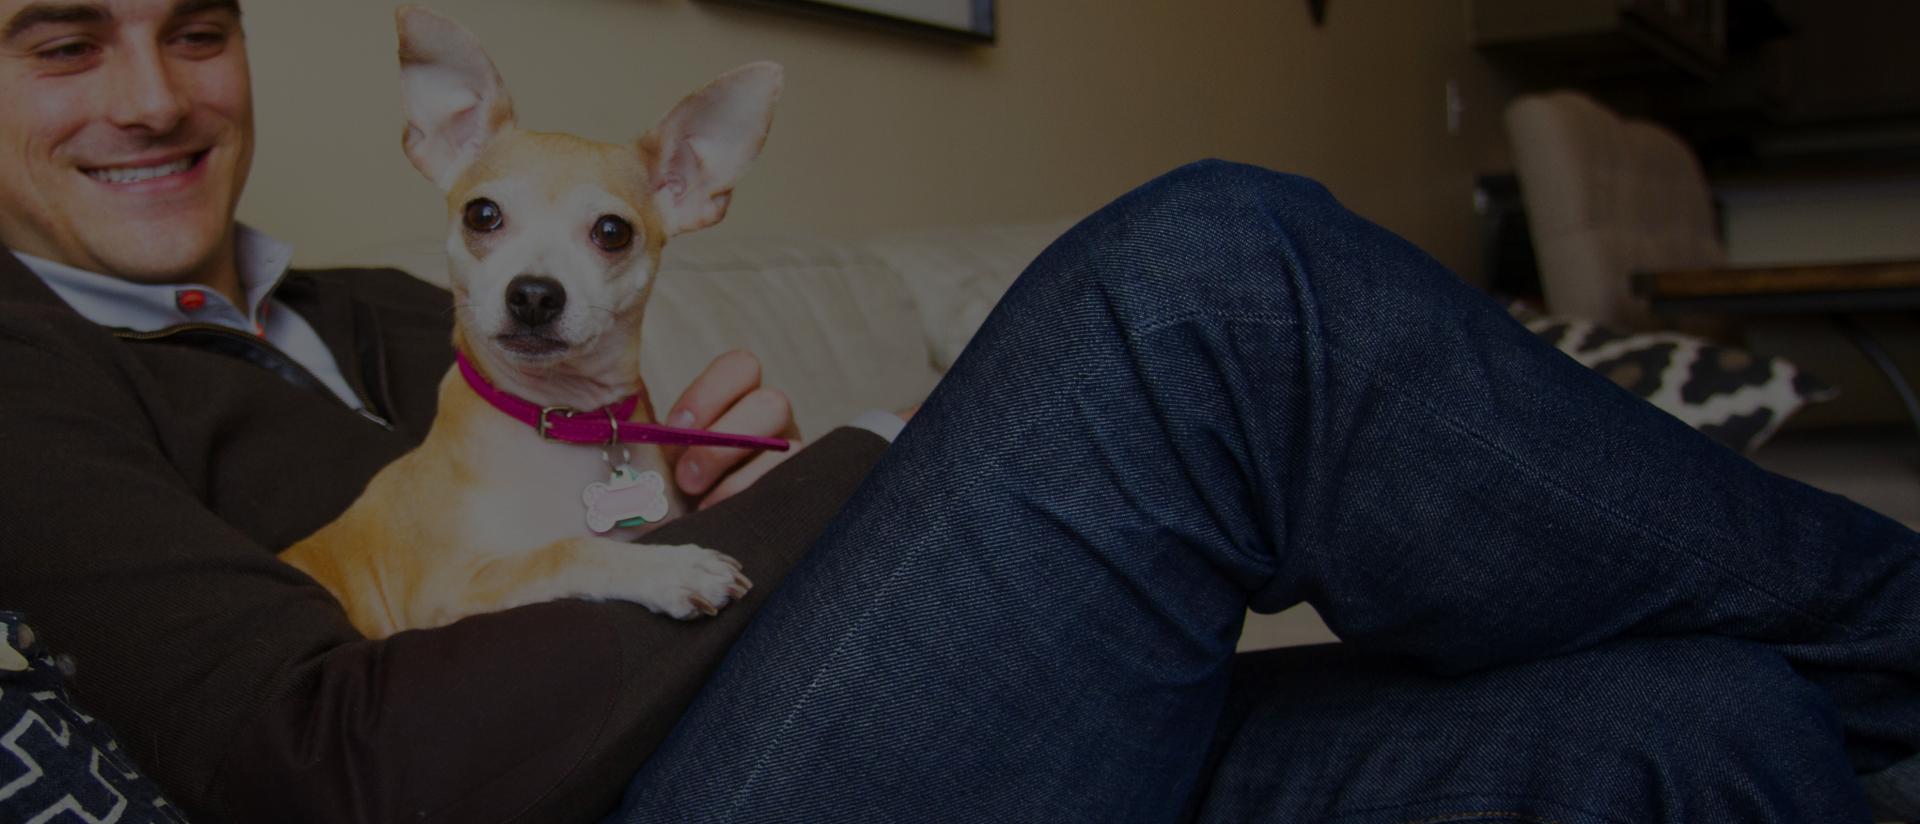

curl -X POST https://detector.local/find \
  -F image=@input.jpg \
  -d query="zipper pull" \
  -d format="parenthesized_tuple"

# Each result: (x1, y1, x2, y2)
(356, 407, 396, 431)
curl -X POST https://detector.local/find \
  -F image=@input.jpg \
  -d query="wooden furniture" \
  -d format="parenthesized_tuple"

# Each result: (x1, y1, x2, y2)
(1633, 259, 1920, 314)
(1634, 259, 1920, 438)
(1480, 0, 1920, 178)
(1470, 0, 1727, 79)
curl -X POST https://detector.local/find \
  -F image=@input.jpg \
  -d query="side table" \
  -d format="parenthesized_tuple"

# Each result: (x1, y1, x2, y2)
(1633, 260, 1920, 440)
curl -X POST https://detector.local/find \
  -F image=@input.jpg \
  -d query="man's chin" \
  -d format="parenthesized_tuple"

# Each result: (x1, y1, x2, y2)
(79, 223, 232, 286)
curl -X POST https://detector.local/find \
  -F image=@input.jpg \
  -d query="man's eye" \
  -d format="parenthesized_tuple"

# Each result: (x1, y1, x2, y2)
(34, 40, 99, 65)
(173, 27, 228, 55)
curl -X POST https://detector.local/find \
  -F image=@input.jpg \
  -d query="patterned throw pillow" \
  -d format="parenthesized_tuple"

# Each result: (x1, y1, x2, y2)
(1508, 303, 1836, 453)
(0, 612, 189, 823)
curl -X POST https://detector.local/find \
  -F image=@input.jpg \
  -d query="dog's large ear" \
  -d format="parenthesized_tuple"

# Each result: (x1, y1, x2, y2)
(639, 62, 783, 236)
(396, 6, 515, 190)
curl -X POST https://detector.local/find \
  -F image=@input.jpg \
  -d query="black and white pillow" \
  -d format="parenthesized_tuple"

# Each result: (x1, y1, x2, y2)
(1509, 303, 1836, 453)
(0, 613, 189, 823)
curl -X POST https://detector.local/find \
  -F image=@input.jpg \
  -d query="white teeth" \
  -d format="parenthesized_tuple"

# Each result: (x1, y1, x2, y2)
(86, 156, 196, 185)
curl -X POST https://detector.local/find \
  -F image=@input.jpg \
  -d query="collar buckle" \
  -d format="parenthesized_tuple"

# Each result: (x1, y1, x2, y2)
(537, 405, 576, 440)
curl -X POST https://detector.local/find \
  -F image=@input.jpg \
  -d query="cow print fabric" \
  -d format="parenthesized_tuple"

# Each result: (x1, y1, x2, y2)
(1509, 303, 1836, 453)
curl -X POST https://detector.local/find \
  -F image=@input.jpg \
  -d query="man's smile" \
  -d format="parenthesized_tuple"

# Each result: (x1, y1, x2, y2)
(80, 148, 209, 187)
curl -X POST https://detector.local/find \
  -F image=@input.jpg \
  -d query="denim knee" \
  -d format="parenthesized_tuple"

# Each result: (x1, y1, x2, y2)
(1138, 159, 1337, 219)
(1014, 159, 1352, 332)
(1100, 159, 1341, 269)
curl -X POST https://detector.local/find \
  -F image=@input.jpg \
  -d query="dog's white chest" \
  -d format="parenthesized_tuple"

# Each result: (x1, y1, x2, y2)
(453, 430, 680, 553)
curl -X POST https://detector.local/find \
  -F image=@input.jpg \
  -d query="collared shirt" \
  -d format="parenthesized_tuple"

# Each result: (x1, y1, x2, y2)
(15, 226, 365, 410)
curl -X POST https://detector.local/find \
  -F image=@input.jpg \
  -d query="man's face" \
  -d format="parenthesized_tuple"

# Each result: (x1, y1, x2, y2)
(0, 0, 251, 285)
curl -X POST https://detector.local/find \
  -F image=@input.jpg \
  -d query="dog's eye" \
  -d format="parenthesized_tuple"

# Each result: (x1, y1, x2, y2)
(463, 199, 504, 233)
(590, 215, 634, 252)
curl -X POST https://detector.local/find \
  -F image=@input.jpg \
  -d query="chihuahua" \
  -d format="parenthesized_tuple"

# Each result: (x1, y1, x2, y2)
(280, 7, 782, 639)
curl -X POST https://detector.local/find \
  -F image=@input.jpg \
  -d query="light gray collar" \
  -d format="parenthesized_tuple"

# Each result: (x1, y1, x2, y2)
(14, 225, 294, 335)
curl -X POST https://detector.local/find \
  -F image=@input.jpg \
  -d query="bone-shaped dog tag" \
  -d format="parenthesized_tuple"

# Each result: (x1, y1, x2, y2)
(583, 466, 670, 533)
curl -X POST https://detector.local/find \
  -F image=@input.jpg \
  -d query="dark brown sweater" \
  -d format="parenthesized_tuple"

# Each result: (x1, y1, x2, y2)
(0, 248, 888, 822)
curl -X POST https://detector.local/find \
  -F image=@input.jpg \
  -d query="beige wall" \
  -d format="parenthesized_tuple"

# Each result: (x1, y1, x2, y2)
(238, 0, 1507, 284)
(1721, 176, 1920, 266)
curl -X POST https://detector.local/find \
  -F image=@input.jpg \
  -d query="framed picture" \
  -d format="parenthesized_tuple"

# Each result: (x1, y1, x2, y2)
(723, 0, 996, 44)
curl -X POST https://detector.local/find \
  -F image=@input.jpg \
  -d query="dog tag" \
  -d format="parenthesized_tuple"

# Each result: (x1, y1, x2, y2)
(583, 465, 670, 533)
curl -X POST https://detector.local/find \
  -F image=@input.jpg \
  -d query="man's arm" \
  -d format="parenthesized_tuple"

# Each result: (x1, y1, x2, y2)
(0, 329, 891, 822)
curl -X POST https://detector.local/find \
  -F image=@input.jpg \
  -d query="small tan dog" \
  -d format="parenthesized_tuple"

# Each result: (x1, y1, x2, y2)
(281, 7, 781, 639)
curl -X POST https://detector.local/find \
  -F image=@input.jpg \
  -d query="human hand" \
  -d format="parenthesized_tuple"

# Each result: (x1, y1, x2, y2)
(663, 350, 800, 510)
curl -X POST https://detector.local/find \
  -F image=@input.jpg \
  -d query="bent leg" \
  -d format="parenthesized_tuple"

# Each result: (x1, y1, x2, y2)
(1186, 639, 1870, 823)
(613, 161, 1917, 822)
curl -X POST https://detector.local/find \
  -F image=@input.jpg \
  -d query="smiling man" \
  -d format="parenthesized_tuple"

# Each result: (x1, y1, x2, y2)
(0, 0, 892, 820)
(0, 0, 251, 301)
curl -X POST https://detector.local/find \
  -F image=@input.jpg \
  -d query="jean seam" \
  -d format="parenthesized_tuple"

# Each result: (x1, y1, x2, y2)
(1126, 304, 1854, 636)
(715, 265, 1111, 822)
(1132, 309, 1299, 338)
(1320, 341, 1854, 632)
(720, 551, 920, 821)
(1137, 173, 1859, 632)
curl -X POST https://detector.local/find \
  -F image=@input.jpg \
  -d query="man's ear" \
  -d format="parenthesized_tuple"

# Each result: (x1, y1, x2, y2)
(396, 6, 515, 191)
(639, 62, 783, 237)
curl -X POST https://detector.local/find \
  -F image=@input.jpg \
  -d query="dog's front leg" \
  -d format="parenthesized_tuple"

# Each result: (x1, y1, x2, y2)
(452, 539, 751, 624)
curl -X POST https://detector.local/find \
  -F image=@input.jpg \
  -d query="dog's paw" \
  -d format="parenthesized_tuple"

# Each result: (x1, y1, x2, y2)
(627, 544, 751, 620)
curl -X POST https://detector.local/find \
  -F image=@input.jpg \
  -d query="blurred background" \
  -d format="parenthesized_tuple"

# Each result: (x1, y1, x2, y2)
(240, 0, 1920, 430)
(238, 0, 1513, 280)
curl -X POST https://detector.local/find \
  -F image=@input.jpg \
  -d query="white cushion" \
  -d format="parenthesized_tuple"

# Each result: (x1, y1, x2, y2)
(864, 220, 1076, 370)
(643, 234, 941, 440)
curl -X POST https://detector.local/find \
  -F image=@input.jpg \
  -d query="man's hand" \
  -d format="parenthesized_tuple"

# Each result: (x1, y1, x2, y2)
(664, 350, 801, 510)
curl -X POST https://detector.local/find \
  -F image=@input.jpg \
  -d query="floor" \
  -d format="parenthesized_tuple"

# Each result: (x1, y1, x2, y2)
(1235, 425, 1920, 651)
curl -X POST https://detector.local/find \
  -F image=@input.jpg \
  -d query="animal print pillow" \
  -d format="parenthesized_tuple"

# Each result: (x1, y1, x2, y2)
(1508, 303, 1836, 453)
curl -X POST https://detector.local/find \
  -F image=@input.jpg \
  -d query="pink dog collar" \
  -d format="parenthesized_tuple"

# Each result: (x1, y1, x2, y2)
(455, 351, 790, 452)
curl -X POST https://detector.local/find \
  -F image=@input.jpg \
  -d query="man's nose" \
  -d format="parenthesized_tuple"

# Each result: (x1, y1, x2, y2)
(105, 46, 191, 133)
(506, 275, 567, 328)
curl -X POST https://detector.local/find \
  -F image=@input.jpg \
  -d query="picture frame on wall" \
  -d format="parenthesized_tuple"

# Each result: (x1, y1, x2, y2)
(721, 0, 996, 44)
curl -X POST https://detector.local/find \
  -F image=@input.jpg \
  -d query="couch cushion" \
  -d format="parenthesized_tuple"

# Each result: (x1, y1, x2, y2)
(643, 235, 940, 439)
(863, 220, 1076, 371)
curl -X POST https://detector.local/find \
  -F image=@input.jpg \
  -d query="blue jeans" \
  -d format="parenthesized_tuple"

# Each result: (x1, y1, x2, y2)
(610, 161, 1919, 822)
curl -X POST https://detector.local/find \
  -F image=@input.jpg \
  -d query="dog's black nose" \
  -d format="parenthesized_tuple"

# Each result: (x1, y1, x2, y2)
(506, 275, 566, 327)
